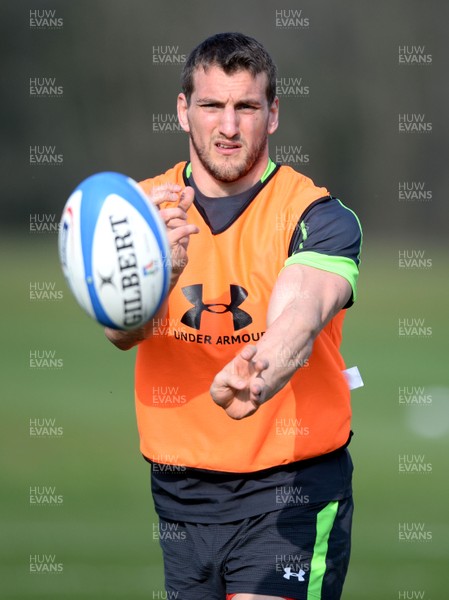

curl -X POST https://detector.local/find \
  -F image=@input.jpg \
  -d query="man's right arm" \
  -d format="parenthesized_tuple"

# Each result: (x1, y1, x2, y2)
(104, 303, 166, 350)
(104, 184, 198, 351)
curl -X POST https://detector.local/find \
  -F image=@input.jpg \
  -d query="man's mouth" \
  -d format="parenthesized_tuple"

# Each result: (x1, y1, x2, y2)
(215, 141, 242, 154)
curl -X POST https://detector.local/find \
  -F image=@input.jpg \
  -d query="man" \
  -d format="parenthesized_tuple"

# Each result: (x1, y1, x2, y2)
(106, 32, 362, 600)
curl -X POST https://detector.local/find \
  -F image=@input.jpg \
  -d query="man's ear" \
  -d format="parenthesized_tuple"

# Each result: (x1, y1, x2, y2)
(267, 96, 279, 135)
(177, 93, 190, 133)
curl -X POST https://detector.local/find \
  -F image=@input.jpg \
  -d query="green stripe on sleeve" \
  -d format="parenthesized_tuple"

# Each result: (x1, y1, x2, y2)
(185, 162, 192, 178)
(260, 158, 277, 182)
(298, 220, 308, 250)
(283, 251, 359, 302)
(307, 501, 339, 600)
(336, 198, 363, 265)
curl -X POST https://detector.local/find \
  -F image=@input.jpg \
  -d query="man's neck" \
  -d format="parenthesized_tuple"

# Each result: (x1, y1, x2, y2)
(188, 149, 271, 197)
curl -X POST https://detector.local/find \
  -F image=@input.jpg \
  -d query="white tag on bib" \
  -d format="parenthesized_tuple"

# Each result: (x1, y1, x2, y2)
(343, 366, 364, 390)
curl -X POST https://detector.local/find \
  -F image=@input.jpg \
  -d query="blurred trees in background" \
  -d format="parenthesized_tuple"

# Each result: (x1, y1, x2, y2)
(2, 0, 448, 238)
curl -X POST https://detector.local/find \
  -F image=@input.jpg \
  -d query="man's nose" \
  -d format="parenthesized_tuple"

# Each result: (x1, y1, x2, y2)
(218, 107, 239, 138)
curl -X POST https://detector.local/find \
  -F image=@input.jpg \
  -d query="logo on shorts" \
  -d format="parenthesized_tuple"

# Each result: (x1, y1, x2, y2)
(283, 566, 306, 581)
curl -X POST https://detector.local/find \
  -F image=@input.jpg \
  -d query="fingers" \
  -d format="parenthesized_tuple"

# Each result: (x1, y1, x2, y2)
(167, 223, 199, 245)
(249, 379, 267, 405)
(211, 371, 247, 398)
(239, 345, 258, 362)
(254, 357, 269, 373)
(222, 373, 247, 391)
(237, 345, 269, 374)
(160, 204, 199, 231)
(159, 206, 188, 228)
(210, 346, 270, 420)
(147, 184, 195, 212)
(178, 186, 195, 211)
(149, 183, 183, 207)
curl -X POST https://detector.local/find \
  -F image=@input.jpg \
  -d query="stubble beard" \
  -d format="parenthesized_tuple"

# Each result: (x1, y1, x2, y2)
(189, 128, 269, 184)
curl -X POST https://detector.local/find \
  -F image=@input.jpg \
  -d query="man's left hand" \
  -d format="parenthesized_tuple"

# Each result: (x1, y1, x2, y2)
(210, 345, 269, 420)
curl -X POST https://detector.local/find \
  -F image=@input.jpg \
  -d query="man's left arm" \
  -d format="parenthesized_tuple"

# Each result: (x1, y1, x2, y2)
(210, 263, 352, 420)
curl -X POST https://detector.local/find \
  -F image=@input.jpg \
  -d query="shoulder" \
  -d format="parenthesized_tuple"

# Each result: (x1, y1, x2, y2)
(303, 197, 362, 247)
(139, 162, 187, 194)
(273, 165, 329, 202)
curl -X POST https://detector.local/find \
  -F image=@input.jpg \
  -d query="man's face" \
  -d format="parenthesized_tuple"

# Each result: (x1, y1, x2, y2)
(178, 65, 278, 184)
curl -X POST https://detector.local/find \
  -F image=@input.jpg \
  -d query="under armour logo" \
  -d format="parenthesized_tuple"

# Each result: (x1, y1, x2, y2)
(180, 284, 252, 331)
(283, 566, 305, 582)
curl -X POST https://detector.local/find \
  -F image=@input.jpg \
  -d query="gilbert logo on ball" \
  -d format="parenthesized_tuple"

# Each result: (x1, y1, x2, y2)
(58, 172, 171, 330)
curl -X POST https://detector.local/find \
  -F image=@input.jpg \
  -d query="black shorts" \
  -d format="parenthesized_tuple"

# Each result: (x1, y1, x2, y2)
(157, 496, 353, 600)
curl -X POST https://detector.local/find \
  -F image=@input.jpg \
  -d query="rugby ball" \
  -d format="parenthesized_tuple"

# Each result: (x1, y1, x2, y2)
(58, 171, 171, 330)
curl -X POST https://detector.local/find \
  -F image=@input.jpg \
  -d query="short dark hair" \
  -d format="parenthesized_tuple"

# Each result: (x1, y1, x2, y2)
(181, 32, 277, 105)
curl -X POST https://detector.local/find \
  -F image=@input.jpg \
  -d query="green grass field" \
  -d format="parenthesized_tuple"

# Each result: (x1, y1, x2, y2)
(1, 233, 448, 599)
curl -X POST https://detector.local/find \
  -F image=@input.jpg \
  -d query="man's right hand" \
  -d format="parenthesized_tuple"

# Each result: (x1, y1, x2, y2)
(105, 183, 199, 350)
(154, 184, 198, 291)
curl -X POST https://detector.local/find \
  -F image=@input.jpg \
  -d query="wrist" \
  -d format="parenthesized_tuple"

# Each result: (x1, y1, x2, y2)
(104, 325, 148, 350)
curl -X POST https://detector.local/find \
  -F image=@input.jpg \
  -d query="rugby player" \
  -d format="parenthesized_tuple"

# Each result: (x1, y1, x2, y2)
(106, 32, 362, 600)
